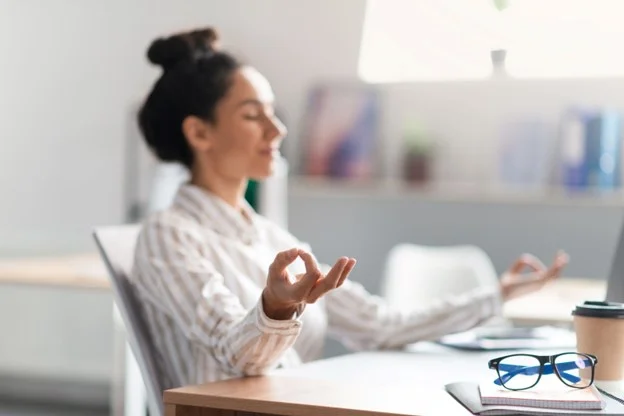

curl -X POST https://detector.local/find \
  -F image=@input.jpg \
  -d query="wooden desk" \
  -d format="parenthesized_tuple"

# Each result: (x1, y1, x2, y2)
(164, 348, 498, 416)
(0, 253, 109, 290)
(164, 375, 467, 416)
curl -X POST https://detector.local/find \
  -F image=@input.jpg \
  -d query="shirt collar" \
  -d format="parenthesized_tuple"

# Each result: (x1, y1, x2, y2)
(172, 183, 260, 244)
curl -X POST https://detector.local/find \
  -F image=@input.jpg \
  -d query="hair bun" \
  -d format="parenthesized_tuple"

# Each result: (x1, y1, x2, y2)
(147, 27, 220, 71)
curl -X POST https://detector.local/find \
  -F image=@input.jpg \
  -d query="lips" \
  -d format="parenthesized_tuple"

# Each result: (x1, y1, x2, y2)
(260, 148, 280, 156)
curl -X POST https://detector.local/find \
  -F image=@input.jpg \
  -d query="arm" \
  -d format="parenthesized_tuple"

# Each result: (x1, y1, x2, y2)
(133, 220, 301, 377)
(262, 226, 505, 351)
(324, 279, 501, 351)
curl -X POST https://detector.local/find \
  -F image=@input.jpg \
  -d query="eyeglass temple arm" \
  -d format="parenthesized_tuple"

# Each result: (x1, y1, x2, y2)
(494, 361, 585, 385)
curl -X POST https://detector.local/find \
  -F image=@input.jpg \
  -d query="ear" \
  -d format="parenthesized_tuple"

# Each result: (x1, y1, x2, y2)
(182, 115, 215, 152)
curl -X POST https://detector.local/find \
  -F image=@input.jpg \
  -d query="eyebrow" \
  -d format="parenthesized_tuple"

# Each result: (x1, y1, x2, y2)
(236, 98, 274, 108)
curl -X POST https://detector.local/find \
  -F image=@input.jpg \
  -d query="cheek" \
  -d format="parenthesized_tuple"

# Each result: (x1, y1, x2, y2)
(215, 122, 263, 157)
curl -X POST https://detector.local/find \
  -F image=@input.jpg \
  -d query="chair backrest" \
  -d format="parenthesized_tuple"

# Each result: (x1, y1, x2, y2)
(93, 225, 164, 416)
(381, 244, 499, 311)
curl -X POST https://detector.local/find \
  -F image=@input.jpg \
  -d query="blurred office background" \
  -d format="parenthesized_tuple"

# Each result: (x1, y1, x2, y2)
(2, 0, 624, 414)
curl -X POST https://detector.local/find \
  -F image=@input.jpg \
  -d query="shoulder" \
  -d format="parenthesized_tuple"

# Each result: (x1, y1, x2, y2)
(136, 207, 206, 253)
(132, 208, 218, 284)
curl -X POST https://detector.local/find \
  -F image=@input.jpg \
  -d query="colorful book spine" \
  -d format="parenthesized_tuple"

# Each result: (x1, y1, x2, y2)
(559, 109, 590, 190)
(597, 111, 621, 190)
(559, 109, 622, 191)
(585, 111, 622, 191)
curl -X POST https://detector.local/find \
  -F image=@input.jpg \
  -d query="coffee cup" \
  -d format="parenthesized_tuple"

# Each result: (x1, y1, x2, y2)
(572, 301, 624, 383)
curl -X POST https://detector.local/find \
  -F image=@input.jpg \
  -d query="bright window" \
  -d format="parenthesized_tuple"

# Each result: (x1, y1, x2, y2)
(359, 0, 624, 82)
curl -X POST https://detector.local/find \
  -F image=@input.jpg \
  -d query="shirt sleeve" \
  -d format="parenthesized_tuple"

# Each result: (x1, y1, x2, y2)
(133, 219, 302, 378)
(324, 278, 502, 351)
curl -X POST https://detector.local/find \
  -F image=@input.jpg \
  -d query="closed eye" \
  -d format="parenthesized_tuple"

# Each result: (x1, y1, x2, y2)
(237, 98, 275, 121)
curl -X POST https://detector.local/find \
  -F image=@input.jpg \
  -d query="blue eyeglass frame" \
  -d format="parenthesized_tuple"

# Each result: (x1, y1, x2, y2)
(488, 352, 598, 391)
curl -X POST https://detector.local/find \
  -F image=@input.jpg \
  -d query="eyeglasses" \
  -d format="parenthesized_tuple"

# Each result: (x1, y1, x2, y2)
(488, 352, 598, 391)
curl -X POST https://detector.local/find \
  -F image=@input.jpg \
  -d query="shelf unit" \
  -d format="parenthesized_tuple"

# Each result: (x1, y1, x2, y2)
(288, 176, 624, 207)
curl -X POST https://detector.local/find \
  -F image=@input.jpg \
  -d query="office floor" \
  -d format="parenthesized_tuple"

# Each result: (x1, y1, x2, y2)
(0, 401, 107, 416)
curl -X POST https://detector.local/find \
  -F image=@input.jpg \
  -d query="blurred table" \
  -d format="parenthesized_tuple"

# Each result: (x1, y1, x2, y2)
(0, 254, 605, 327)
(0, 253, 109, 289)
(503, 277, 607, 326)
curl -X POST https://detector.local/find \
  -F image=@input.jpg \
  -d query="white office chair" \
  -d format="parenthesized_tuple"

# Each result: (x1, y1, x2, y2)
(93, 225, 164, 416)
(380, 244, 499, 311)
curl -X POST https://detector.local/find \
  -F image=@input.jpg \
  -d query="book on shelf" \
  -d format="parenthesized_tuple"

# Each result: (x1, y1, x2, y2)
(558, 108, 622, 192)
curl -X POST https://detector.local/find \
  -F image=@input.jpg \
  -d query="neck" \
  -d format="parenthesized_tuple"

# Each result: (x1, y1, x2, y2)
(190, 165, 247, 209)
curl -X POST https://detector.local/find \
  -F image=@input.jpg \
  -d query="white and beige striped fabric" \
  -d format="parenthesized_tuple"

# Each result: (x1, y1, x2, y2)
(130, 183, 502, 388)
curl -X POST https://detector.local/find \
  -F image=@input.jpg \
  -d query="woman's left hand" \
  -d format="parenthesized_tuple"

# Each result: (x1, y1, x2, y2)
(499, 251, 569, 302)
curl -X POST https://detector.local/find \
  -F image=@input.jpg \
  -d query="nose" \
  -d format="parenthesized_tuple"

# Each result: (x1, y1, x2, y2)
(266, 115, 287, 142)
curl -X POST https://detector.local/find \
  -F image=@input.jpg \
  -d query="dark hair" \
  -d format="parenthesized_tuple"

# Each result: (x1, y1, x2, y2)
(138, 28, 241, 168)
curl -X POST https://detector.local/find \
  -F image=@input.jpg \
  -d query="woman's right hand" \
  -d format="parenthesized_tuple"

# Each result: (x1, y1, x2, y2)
(262, 248, 357, 320)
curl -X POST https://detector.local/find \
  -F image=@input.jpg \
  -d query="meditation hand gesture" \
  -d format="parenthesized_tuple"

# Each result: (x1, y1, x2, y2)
(500, 251, 569, 302)
(262, 248, 357, 320)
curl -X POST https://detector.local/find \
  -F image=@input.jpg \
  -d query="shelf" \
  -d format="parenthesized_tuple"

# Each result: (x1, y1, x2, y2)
(287, 176, 624, 207)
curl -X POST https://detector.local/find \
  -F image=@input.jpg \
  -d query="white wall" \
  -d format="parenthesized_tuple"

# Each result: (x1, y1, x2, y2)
(0, 286, 114, 381)
(0, 0, 366, 256)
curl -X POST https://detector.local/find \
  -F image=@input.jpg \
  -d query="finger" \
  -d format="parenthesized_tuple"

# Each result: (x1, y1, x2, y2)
(324, 257, 348, 288)
(554, 250, 570, 267)
(292, 251, 323, 295)
(337, 258, 357, 287)
(508, 253, 546, 274)
(524, 254, 568, 286)
(544, 253, 568, 280)
(307, 257, 348, 303)
(268, 248, 300, 278)
(300, 250, 321, 275)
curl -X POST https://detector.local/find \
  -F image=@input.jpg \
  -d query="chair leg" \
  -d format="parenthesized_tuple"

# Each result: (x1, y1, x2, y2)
(124, 341, 148, 416)
(112, 304, 127, 416)
(112, 303, 148, 416)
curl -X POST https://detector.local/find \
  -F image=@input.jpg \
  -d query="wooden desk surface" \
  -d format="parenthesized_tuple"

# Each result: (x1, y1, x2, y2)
(0, 253, 109, 290)
(164, 347, 502, 416)
(165, 375, 468, 416)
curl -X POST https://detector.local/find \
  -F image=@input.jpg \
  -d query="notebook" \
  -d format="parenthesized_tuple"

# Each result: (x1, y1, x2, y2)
(479, 381, 605, 410)
(445, 382, 624, 416)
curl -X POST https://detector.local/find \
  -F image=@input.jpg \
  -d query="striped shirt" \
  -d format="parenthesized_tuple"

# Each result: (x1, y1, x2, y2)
(131, 183, 502, 388)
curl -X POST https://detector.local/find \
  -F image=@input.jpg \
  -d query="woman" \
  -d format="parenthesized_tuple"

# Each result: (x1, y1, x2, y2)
(131, 28, 569, 389)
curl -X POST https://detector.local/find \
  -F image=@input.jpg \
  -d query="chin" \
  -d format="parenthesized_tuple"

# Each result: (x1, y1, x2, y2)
(249, 159, 280, 180)
(249, 169, 273, 181)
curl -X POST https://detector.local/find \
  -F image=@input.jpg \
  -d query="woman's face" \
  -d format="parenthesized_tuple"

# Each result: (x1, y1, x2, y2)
(189, 66, 287, 181)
